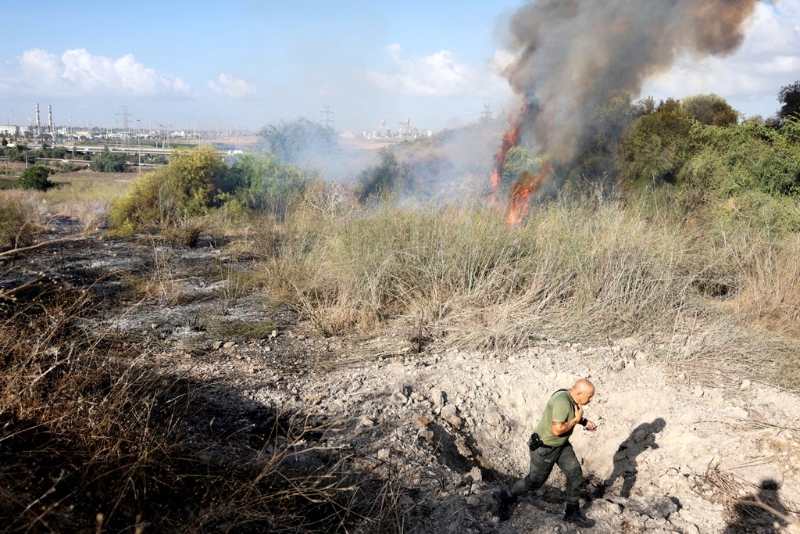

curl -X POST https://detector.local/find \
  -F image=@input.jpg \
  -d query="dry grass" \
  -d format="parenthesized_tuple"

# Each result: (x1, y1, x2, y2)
(0, 262, 404, 533)
(0, 170, 131, 232)
(240, 190, 800, 388)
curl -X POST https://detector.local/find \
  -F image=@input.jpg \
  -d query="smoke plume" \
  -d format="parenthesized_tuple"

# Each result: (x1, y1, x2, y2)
(501, 0, 761, 162)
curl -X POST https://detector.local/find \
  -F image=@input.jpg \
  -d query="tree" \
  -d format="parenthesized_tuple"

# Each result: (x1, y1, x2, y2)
(356, 149, 412, 201)
(90, 149, 128, 172)
(258, 118, 338, 165)
(17, 165, 56, 191)
(681, 94, 739, 127)
(1, 138, 7, 146)
(778, 80, 800, 120)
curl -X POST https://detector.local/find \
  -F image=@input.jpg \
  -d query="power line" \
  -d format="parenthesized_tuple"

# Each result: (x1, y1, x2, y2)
(321, 105, 334, 129)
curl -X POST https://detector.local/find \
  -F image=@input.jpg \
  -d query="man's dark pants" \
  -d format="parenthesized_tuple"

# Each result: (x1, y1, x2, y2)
(508, 442, 583, 504)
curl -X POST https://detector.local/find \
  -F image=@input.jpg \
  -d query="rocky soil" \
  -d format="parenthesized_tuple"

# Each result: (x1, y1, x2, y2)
(3, 219, 799, 533)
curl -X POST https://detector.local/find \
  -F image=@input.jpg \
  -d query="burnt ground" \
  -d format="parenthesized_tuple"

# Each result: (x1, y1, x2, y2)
(2, 216, 800, 533)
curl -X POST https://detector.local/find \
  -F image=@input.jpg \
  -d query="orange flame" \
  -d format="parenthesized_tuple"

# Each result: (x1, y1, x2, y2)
(506, 162, 552, 225)
(490, 107, 527, 205)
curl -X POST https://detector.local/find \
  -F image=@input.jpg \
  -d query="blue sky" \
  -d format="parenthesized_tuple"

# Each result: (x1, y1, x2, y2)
(1, 0, 799, 133)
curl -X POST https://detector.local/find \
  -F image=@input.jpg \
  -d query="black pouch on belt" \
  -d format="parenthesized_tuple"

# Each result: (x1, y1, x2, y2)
(528, 432, 544, 451)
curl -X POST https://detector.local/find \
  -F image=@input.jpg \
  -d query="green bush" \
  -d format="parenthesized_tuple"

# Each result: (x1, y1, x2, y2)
(355, 149, 412, 202)
(110, 146, 226, 234)
(90, 149, 128, 172)
(17, 165, 56, 191)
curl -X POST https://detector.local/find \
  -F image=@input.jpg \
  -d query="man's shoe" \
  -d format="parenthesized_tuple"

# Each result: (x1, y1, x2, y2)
(492, 489, 515, 522)
(563, 503, 595, 528)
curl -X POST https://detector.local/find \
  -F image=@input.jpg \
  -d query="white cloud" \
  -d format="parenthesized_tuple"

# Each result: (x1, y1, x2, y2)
(368, 44, 508, 98)
(642, 0, 800, 116)
(6, 48, 190, 96)
(208, 73, 258, 99)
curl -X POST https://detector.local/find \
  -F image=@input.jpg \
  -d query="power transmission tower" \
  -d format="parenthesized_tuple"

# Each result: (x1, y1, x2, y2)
(117, 105, 130, 147)
(321, 105, 334, 129)
(480, 103, 493, 122)
(158, 123, 173, 150)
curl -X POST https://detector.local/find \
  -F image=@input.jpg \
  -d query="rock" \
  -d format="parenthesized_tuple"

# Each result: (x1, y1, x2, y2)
(418, 428, 434, 442)
(469, 466, 483, 482)
(377, 448, 390, 460)
(740, 379, 751, 391)
(223, 341, 236, 349)
(626, 495, 678, 519)
(270, 330, 278, 338)
(467, 496, 481, 506)
(417, 414, 433, 426)
(440, 404, 462, 429)
(212, 341, 223, 349)
(484, 409, 502, 427)
(357, 415, 375, 428)
(390, 391, 408, 405)
(692, 386, 704, 397)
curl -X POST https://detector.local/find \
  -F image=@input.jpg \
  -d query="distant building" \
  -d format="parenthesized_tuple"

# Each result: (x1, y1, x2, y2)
(0, 125, 19, 136)
(364, 117, 431, 140)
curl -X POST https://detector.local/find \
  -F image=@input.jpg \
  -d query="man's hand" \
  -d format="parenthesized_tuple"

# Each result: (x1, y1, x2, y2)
(584, 420, 598, 432)
(574, 404, 584, 423)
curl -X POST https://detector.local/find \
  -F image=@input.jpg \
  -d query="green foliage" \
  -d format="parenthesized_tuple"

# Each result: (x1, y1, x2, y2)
(355, 149, 412, 202)
(778, 80, 800, 120)
(5, 144, 33, 164)
(619, 98, 694, 187)
(681, 94, 738, 127)
(569, 91, 644, 183)
(110, 146, 225, 234)
(17, 165, 56, 191)
(502, 146, 535, 178)
(224, 154, 315, 219)
(258, 118, 338, 165)
(90, 149, 128, 172)
(681, 118, 800, 201)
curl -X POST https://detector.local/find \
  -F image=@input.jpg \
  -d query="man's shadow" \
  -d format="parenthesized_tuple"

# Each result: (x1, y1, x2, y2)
(604, 417, 666, 498)
(724, 479, 798, 533)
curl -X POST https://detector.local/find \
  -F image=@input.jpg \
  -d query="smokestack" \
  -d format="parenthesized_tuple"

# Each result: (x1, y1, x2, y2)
(35, 103, 41, 136)
(48, 105, 53, 135)
(501, 0, 760, 163)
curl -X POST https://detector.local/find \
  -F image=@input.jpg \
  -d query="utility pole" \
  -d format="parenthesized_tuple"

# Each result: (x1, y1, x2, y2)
(136, 119, 142, 171)
(321, 105, 334, 129)
(117, 105, 130, 147)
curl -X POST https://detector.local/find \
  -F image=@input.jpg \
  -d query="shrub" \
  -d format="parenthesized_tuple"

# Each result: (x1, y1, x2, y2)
(16, 165, 56, 191)
(90, 149, 128, 172)
(109, 146, 226, 234)
(0, 198, 40, 249)
(355, 149, 412, 202)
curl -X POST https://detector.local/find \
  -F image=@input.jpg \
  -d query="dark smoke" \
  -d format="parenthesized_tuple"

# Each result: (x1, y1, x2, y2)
(502, 0, 761, 162)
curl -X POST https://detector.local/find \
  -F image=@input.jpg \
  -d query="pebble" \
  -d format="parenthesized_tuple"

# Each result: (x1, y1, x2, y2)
(740, 379, 751, 391)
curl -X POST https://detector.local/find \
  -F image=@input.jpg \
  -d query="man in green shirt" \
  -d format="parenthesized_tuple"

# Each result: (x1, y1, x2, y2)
(493, 379, 597, 527)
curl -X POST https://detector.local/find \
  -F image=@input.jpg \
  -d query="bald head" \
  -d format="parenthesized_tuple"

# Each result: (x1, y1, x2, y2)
(569, 379, 595, 406)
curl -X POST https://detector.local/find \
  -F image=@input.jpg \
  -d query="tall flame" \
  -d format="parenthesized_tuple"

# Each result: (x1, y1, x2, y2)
(506, 163, 552, 225)
(490, 108, 527, 205)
